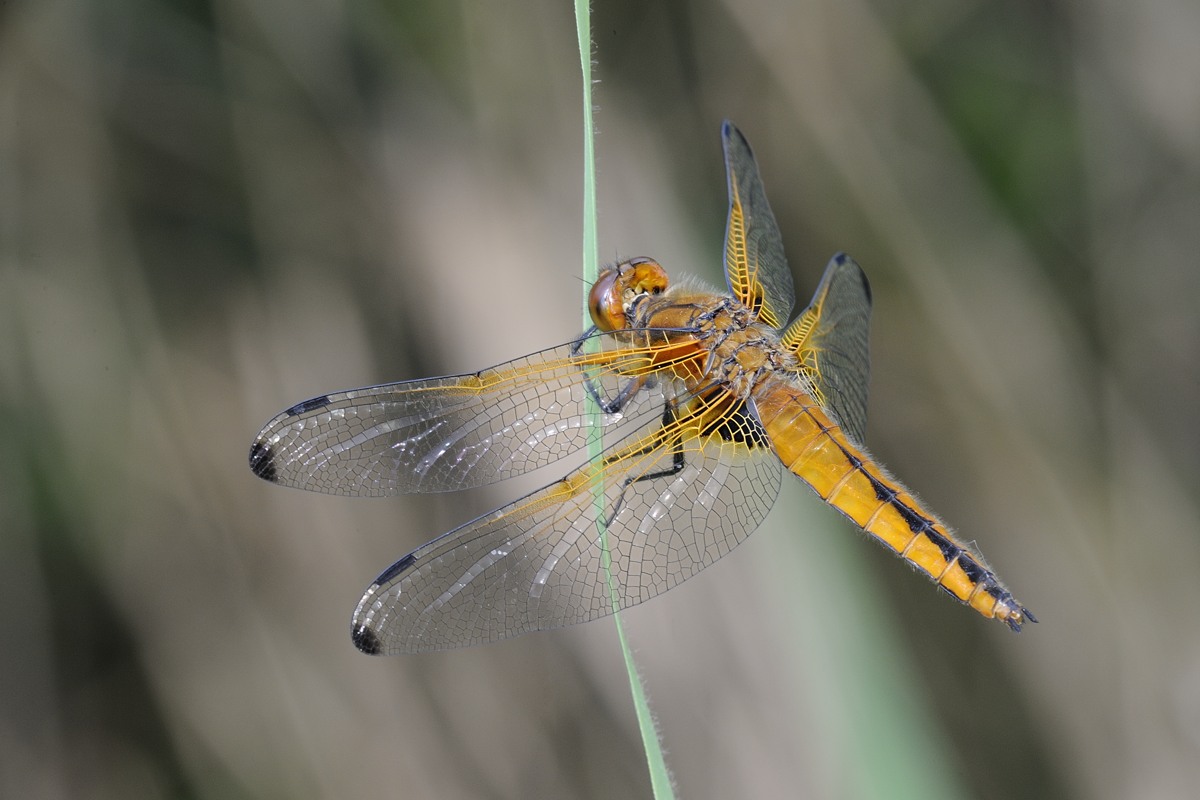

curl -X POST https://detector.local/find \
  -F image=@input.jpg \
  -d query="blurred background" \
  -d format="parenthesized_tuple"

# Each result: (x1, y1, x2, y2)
(2, 0, 1199, 798)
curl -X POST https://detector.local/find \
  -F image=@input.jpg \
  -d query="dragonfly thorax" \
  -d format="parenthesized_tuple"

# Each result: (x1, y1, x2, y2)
(628, 279, 802, 402)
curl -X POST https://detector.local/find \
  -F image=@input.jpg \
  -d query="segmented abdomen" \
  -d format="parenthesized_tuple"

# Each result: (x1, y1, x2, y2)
(753, 381, 1033, 631)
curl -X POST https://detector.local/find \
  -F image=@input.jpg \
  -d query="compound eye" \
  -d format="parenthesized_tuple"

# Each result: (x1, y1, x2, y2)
(588, 269, 624, 331)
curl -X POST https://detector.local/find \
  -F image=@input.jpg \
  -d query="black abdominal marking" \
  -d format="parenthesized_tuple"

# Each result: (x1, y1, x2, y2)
(836, 439, 1006, 597)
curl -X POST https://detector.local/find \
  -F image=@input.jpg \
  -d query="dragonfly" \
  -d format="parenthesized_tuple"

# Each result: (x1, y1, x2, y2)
(249, 121, 1035, 655)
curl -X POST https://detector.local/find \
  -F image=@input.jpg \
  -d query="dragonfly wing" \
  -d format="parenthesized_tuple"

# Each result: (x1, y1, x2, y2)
(722, 121, 795, 330)
(780, 253, 872, 446)
(351, 399, 783, 654)
(249, 333, 672, 495)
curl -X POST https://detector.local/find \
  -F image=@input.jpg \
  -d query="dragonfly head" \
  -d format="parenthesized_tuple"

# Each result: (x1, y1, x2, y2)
(588, 257, 669, 331)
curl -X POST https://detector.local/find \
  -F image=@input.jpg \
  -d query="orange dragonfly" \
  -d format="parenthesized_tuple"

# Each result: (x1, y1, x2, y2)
(249, 122, 1034, 655)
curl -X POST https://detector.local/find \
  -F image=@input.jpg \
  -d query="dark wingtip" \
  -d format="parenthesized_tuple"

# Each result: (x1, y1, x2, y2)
(722, 119, 749, 150)
(248, 440, 278, 482)
(832, 251, 873, 306)
(352, 623, 383, 655)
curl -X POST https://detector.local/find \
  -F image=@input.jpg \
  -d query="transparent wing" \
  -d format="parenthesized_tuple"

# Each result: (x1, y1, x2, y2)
(350, 395, 783, 654)
(780, 253, 872, 446)
(249, 332, 686, 495)
(722, 121, 795, 330)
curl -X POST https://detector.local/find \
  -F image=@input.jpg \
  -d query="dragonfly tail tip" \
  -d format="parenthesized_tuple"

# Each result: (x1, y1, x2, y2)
(1003, 605, 1038, 632)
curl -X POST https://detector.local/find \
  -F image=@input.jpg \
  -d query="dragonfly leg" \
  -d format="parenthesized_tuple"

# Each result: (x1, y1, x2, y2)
(602, 399, 688, 526)
(570, 327, 652, 415)
(625, 401, 688, 483)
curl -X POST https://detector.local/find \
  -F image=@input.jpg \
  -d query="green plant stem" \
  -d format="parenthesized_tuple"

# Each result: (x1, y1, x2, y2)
(573, 3, 675, 797)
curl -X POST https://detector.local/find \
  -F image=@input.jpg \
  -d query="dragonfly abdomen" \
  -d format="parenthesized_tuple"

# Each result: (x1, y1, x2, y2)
(754, 383, 1034, 631)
